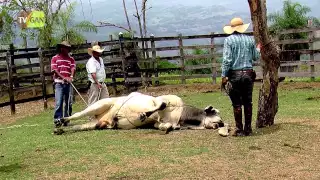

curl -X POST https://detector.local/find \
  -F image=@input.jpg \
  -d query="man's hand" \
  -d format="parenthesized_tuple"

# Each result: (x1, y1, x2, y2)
(63, 77, 73, 83)
(96, 83, 102, 89)
(222, 77, 228, 86)
(257, 43, 262, 50)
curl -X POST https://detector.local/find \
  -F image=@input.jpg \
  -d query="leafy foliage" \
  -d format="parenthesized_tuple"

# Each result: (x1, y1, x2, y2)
(53, 2, 98, 46)
(267, 0, 320, 50)
(185, 47, 212, 75)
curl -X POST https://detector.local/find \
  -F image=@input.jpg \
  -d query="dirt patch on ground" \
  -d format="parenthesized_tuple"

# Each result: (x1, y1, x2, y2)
(0, 99, 55, 125)
(279, 82, 320, 91)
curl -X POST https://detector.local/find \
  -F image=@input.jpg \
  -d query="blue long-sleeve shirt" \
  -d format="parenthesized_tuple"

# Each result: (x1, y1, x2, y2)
(221, 34, 261, 77)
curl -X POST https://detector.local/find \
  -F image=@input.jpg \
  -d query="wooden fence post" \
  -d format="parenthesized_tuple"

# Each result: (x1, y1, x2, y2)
(210, 32, 217, 84)
(6, 51, 15, 115)
(9, 44, 19, 88)
(150, 34, 159, 86)
(38, 48, 48, 109)
(118, 34, 129, 93)
(109, 34, 117, 94)
(178, 33, 186, 84)
(309, 30, 315, 81)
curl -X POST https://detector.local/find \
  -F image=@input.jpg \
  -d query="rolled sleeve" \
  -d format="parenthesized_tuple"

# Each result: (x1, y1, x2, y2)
(221, 38, 232, 77)
(86, 60, 96, 74)
(70, 57, 76, 70)
(51, 57, 57, 72)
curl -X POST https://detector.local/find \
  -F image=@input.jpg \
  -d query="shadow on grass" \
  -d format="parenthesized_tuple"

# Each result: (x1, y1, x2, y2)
(252, 120, 317, 137)
(0, 163, 23, 173)
(252, 124, 282, 137)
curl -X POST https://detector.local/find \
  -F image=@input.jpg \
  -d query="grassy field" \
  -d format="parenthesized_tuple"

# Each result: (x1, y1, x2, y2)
(0, 82, 320, 180)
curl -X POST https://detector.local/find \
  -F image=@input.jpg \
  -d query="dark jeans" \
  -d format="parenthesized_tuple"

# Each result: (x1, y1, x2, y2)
(53, 83, 73, 120)
(228, 70, 255, 108)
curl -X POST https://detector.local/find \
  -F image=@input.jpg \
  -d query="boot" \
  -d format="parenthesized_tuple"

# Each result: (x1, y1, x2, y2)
(244, 105, 253, 136)
(232, 106, 244, 137)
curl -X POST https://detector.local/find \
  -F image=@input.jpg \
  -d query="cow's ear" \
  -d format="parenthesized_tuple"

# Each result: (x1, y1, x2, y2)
(204, 105, 213, 114)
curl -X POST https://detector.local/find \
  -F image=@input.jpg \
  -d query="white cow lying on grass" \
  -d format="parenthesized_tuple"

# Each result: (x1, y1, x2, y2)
(55, 92, 230, 136)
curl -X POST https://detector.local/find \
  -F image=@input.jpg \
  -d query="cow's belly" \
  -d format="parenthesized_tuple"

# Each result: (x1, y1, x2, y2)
(156, 95, 184, 125)
(115, 110, 158, 129)
(96, 92, 164, 129)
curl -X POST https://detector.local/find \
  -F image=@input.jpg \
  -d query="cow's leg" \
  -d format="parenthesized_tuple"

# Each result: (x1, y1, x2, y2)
(187, 126, 206, 130)
(141, 101, 167, 122)
(54, 120, 108, 135)
(155, 122, 174, 134)
(62, 98, 115, 122)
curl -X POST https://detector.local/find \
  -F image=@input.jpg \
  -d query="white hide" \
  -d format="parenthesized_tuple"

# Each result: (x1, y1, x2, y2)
(149, 94, 185, 129)
(65, 92, 165, 129)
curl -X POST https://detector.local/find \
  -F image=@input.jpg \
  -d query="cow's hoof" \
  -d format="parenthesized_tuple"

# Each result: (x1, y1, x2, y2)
(53, 128, 65, 135)
(159, 102, 167, 111)
(139, 113, 147, 122)
(54, 119, 63, 128)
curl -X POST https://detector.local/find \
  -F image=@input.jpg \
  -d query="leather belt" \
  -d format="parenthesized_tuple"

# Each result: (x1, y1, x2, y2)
(230, 69, 253, 73)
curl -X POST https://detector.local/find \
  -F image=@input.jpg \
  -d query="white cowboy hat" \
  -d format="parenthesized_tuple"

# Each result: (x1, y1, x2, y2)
(88, 45, 105, 56)
(223, 17, 250, 34)
(57, 41, 71, 48)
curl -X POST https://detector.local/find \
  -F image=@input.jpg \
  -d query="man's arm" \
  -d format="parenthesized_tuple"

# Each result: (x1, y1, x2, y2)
(70, 57, 76, 79)
(51, 57, 65, 79)
(91, 73, 100, 83)
(253, 40, 261, 62)
(221, 38, 232, 78)
(87, 61, 102, 89)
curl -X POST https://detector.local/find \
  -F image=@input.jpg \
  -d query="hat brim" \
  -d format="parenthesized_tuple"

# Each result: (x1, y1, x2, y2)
(57, 43, 71, 48)
(88, 48, 105, 56)
(223, 23, 250, 34)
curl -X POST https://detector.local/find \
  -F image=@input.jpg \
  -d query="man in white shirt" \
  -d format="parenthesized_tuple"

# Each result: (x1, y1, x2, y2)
(86, 45, 109, 106)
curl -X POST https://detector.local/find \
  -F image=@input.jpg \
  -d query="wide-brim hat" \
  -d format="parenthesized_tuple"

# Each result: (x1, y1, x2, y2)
(223, 17, 250, 34)
(88, 45, 105, 56)
(57, 41, 71, 48)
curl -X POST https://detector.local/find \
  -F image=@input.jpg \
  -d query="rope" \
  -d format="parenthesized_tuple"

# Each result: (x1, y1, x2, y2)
(67, 85, 72, 116)
(113, 95, 138, 128)
(70, 82, 88, 106)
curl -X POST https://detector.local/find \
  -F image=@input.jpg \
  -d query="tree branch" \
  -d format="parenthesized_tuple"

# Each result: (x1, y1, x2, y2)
(96, 21, 131, 32)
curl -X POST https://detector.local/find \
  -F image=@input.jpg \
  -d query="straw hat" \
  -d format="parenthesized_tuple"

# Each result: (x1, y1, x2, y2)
(223, 17, 250, 34)
(57, 41, 71, 48)
(88, 45, 105, 56)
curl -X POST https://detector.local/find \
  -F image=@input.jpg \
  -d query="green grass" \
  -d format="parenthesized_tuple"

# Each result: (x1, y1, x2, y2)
(0, 83, 320, 179)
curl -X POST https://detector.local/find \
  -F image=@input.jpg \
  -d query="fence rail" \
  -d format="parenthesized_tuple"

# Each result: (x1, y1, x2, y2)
(0, 27, 319, 114)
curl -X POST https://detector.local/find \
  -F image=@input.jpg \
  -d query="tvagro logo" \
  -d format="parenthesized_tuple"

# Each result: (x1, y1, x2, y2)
(17, 10, 45, 29)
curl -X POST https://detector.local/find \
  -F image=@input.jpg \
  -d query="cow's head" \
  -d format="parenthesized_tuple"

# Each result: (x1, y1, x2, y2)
(203, 105, 223, 129)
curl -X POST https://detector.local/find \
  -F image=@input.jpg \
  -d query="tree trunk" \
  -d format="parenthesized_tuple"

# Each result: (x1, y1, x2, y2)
(142, 0, 151, 85)
(122, 0, 132, 33)
(142, 0, 149, 59)
(248, 0, 281, 128)
(133, 0, 148, 86)
(133, 0, 145, 58)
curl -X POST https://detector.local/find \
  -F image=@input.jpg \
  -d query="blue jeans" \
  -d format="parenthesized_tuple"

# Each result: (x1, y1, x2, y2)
(54, 83, 73, 120)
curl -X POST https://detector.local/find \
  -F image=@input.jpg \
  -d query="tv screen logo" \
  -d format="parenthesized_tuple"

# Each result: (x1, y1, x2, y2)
(17, 10, 45, 29)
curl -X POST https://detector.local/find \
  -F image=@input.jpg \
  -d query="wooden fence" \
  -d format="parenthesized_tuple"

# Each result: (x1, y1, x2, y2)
(0, 27, 319, 114)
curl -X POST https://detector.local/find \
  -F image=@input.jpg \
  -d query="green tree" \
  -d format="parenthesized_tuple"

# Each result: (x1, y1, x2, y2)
(52, 2, 98, 46)
(267, 0, 320, 72)
(268, 0, 320, 50)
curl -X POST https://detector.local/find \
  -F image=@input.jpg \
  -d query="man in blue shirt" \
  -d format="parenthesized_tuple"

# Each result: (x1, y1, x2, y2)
(221, 17, 261, 136)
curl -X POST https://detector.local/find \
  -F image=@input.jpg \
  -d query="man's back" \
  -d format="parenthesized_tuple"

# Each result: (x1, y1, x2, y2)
(221, 33, 260, 77)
